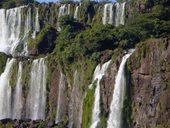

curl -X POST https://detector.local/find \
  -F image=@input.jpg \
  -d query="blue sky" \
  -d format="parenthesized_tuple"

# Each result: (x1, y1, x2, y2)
(37, 0, 116, 3)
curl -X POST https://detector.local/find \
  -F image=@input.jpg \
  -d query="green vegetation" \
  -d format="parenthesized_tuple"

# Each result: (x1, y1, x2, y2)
(122, 62, 133, 127)
(9, 61, 18, 88)
(22, 59, 32, 97)
(0, 0, 35, 8)
(0, 53, 7, 75)
(100, 89, 107, 128)
(82, 82, 96, 128)
(28, 24, 57, 54)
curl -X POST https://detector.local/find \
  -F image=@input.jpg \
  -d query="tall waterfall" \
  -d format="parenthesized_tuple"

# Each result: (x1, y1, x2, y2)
(26, 58, 47, 120)
(57, 4, 70, 31)
(68, 4, 71, 15)
(25, 8, 32, 34)
(103, 3, 126, 26)
(115, 2, 126, 27)
(74, 6, 79, 19)
(68, 71, 83, 128)
(55, 72, 67, 124)
(120, 3, 126, 25)
(0, 59, 16, 120)
(103, 4, 113, 25)
(90, 60, 111, 128)
(0, 7, 22, 56)
(12, 62, 23, 120)
(0, 6, 39, 56)
(107, 51, 134, 128)
(32, 8, 40, 39)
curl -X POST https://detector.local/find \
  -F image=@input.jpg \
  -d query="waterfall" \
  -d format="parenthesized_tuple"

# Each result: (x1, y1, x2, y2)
(74, 6, 79, 19)
(120, 3, 126, 25)
(103, 4, 107, 24)
(103, 4, 113, 25)
(25, 8, 32, 34)
(32, 8, 40, 39)
(90, 60, 112, 128)
(22, 7, 32, 56)
(115, 3, 126, 27)
(107, 51, 134, 128)
(79, 93, 84, 128)
(68, 4, 71, 15)
(55, 72, 67, 124)
(68, 71, 83, 128)
(68, 71, 77, 128)
(12, 62, 23, 120)
(0, 6, 36, 56)
(57, 4, 68, 31)
(26, 58, 47, 120)
(0, 59, 16, 120)
(103, 3, 125, 26)
(0, 7, 22, 56)
(109, 4, 114, 24)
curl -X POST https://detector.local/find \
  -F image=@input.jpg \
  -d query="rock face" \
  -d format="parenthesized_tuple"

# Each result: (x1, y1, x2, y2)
(130, 38, 170, 128)
(101, 55, 123, 116)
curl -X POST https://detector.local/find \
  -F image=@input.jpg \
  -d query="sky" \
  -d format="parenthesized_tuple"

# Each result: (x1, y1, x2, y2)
(37, 0, 116, 3)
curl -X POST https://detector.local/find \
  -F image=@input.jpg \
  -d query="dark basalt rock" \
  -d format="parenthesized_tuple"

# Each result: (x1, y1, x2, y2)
(129, 38, 170, 128)
(47, 119, 55, 127)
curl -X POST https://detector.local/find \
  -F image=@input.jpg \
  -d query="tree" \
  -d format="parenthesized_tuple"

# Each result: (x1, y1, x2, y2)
(0, 0, 35, 8)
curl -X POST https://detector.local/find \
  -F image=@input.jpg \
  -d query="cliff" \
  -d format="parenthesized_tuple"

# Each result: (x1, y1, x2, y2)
(0, 0, 169, 128)
(129, 38, 170, 128)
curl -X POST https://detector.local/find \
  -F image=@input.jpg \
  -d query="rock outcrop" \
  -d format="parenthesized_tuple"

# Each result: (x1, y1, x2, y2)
(130, 38, 170, 128)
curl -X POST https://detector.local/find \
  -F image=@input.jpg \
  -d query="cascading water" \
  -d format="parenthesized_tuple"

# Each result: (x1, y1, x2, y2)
(103, 4, 107, 25)
(68, 71, 83, 128)
(107, 50, 134, 128)
(68, 4, 71, 15)
(55, 72, 67, 124)
(115, 3, 126, 27)
(0, 59, 16, 120)
(103, 3, 113, 25)
(79, 93, 84, 128)
(0, 6, 39, 56)
(32, 8, 40, 39)
(120, 2, 126, 25)
(12, 62, 23, 120)
(109, 4, 114, 24)
(26, 58, 47, 120)
(68, 71, 77, 128)
(74, 6, 79, 19)
(90, 60, 112, 128)
(0, 7, 22, 56)
(57, 4, 70, 31)
(103, 3, 125, 26)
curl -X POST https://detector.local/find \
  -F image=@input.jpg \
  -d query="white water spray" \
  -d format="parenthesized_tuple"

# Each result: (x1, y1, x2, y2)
(26, 58, 47, 120)
(103, 4, 113, 25)
(0, 59, 16, 120)
(103, 3, 126, 26)
(32, 8, 40, 39)
(55, 72, 66, 124)
(74, 6, 79, 19)
(12, 62, 23, 120)
(57, 4, 68, 31)
(115, 3, 126, 27)
(107, 51, 134, 128)
(0, 7, 27, 56)
(0, 6, 39, 56)
(90, 60, 111, 128)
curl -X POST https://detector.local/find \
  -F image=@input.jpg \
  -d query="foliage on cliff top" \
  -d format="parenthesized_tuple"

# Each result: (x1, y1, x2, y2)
(28, 24, 57, 54)
(0, 0, 35, 8)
